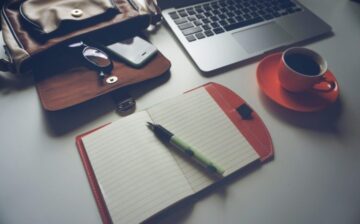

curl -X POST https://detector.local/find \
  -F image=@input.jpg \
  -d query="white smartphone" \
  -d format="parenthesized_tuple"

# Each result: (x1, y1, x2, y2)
(105, 37, 158, 68)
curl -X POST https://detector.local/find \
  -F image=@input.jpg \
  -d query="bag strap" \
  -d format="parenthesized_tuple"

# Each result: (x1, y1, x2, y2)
(137, 0, 162, 25)
(0, 0, 15, 72)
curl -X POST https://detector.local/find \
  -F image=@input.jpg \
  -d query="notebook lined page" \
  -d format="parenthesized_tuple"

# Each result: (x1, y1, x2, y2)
(82, 111, 193, 224)
(148, 88, 260, 192)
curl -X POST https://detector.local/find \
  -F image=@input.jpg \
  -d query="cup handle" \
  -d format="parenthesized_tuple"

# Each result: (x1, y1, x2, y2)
(311, 76, 336, 92)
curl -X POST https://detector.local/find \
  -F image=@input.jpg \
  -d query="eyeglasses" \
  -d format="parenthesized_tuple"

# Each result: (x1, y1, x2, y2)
(68, 41, 113, 79)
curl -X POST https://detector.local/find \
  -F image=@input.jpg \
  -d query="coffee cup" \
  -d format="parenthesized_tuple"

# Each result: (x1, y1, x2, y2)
(278, 47, 335, 93)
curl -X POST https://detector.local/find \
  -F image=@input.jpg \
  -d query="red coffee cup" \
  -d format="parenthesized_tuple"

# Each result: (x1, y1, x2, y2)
(278, 47, 335, 93)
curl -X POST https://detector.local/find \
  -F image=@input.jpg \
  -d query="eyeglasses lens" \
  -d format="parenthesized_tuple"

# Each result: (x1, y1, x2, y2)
(83, 47, 111, 68)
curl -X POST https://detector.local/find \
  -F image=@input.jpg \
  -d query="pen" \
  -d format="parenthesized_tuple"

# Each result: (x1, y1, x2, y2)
(147, 122, 225, 176)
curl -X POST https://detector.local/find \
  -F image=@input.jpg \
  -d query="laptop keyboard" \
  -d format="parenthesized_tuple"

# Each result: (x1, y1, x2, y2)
(168, 0, 303, 42)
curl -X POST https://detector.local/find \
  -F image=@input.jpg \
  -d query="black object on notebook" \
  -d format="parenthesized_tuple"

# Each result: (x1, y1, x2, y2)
(237, 103, 253, 120)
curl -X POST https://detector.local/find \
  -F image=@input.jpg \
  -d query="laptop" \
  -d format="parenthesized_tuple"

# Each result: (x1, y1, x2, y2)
(158, 0, 332, 72)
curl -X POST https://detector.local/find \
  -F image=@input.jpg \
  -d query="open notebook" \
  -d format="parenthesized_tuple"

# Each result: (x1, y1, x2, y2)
(78, 85, 270, 224)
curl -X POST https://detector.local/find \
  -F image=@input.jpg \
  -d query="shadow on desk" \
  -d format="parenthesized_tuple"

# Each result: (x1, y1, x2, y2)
(259, 90, 343, 134)
(0, 73, 34, 94)
(42, 71, 171, 137)
(146, 159, 267, 224)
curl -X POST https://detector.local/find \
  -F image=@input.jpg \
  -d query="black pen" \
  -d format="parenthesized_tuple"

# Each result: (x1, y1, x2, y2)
(147, 122, 225, 176)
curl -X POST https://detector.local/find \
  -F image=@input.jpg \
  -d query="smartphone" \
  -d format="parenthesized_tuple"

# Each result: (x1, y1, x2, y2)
(105, 37, 158, 68)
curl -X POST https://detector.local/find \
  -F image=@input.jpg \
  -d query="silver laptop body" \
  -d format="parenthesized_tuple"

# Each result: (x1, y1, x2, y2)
(159, 0, 332, 72)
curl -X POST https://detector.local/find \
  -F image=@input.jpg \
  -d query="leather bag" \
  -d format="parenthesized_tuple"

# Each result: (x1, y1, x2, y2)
(0, 0, 171, 111)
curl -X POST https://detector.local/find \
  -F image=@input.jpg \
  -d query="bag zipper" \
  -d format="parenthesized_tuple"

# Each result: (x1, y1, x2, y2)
(127, 0, 140, 11)
(19, 2, 42, 32)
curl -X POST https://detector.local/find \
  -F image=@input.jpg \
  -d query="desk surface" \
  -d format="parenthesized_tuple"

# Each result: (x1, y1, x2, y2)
(1, 0, 360, 223)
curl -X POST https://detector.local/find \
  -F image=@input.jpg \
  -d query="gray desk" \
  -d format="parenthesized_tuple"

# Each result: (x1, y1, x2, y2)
(1, 0, 360, 223)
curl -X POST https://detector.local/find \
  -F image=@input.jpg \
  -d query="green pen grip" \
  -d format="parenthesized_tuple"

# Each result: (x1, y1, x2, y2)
(170, 136, 225, 175)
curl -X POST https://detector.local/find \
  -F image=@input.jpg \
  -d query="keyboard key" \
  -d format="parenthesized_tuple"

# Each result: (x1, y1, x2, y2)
(227, 18, 236, 24)
(234, 10, 241, 15)
(219, 1, 226, 7)
(235, 16, 244, 22)
(243, 14, 251, 20)
(182, 26, 202, 35)
(169, 12, 179, 19)
(258, 10, 265, 15)
(202, 24, 211, 30)
(194, 20, 202, 26)
(257, 3, 265, 9)
(219, 20, 228, 26)
(263, 14, 274, 20)
(204, 4, 211, 10)
(188, 10, 196, 15)
(273, 6, 281, 11)
(250, 12, 258, 17)
(204, 30, 214, 36)
(210, 22, 220, 28)
(202, 18, 211, 24)
(236, 5, 244, 11)
(196, 8, 204, 13)
(186, 7, 194, 12)
(272, 12, 281, 17)
(179, 11, 188, 17)
(218, 14, 227, 19)
(210, 16, 220, 22)
(228, 6, 236, 11)
(188, 15, 197, 21)
(174, 18, 187, 24)
(265, 8, 276, 14)
(195, 32, 205, 39)
(226, 0, 235, 5)
(280, 2, 295, 9)
(204, 12, 212, 17)
(287, 8, 295, 13)
(224, 17, 264, 31)
(213, 9, 221, 15)
(213, 27, 225, 34)
(221, 7, 229, 14)
(178, 22, 194, 30)
(210, 2, 218, 8)
(227, 12, 235, 17)
(186, 35, 196, 42)
(196, 14, 205, 19)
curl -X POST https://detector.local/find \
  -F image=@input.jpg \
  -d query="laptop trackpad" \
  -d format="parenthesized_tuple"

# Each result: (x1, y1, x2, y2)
(232, 22, 293, 54)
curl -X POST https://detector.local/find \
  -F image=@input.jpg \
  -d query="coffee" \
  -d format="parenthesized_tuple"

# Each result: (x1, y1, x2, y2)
(278, 47, 333, 92)
(284, 53, 321, 76)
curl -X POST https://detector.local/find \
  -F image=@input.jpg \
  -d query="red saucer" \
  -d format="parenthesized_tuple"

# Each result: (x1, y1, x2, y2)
(256, 53, 340, 112)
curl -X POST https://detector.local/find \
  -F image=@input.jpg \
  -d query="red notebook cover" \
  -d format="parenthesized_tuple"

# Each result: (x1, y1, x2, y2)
(76, 82, 273, 224)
